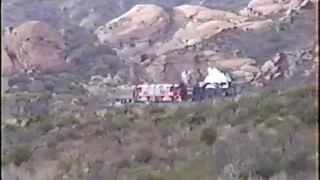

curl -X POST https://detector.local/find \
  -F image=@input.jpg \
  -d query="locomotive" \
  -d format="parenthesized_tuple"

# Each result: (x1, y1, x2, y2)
(111, 67, 236, 104)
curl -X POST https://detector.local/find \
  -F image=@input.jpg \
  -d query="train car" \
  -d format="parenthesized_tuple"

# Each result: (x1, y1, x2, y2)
(113, 85, 136, 104)
(112, 83, 188, 104)
(111, 67, 237, 104)
(135, 83, 186, 102)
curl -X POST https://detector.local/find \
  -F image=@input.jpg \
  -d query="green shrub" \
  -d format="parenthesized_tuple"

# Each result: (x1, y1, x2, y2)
(135, 148, 154, 164)
(257, 99, 286, 119)
(6, 145, 32, 166)
(301, 106, 318, 126)
(290, 99, 318, 126)
(200, 128, 217, 145)
(185, 114, 206, 125)
(116, 158, 131, 169)
(37, 120, 54, 134)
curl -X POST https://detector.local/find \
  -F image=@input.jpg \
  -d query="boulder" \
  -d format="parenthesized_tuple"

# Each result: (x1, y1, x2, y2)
(241, 0, 312, 16)
(273, 72, 282, 79)
(203, 50, 216, 56)
(251, 81, 264, 87)
(196, 21, 235, 37)
(173, 22, 201, 42)
(261, 60, 276, 73)
(11, 21, 65, 46)
(174, 5, 248, 23)
(236, 20, 274, 31)
(1, 46, 15, 75)
(309, 0, 318, 3)
(272, 53, 283, 63)
(95, 5, 170, 44)
(172, 20, 235, 47)
(247, 0, 291, 8)
(240, 64, 260, 73)
(155, 40, 185, 56)
(216, 58, 257, 69)
(3, 119, 21, 127)
(231, 70, 255, 82)
(232, 70, 247, 78)
(245, 72, 255, 81)
(2, 21, 70, 74)
(252, 4, 290, 15)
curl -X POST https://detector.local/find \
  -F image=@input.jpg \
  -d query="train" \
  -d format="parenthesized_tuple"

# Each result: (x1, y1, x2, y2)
(110, 67, 237, 104)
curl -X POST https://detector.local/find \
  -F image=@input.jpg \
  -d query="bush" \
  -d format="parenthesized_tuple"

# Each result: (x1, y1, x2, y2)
(299, 105, 318, 126)
(135, 148, 154, 164)
(257, 99, 286, 119)
(255, 161, 282, 179)
(185, 114, 206, 125)
(116, 158, 131, 169)
(6, 145, 32, 166)
(200, 128, 217, 145)
(37, 120, 54, 134)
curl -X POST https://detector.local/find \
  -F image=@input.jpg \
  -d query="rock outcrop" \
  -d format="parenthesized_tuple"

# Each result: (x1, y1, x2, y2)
(95, 4, 170, 44)
(173, 5, 248, 23)
(2, 21, 70, 75)
(240, 0, 316, 17)
(1, 1, 317, 93)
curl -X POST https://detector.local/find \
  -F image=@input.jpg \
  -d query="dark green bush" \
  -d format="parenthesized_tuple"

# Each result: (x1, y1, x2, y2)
(135, 148, 154, 164)
(37, 120, 54, 134)
(185, 114, 206, 125)
(117, 158, 131, 169)
(302, 107, 318, 125)
(200, 128, 217, 145)
(6, 145, 32, 166)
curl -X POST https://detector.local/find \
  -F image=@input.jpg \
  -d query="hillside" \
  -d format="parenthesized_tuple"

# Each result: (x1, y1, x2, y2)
(2, 0, 318, 82)
(1, 85, 318, 180)
(1, 0, 319, 179)
(1, 0, 318, 118)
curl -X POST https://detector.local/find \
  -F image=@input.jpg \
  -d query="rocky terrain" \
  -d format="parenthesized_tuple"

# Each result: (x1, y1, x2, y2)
(1, 0, 319, 179)
(2, 0, 319, 118)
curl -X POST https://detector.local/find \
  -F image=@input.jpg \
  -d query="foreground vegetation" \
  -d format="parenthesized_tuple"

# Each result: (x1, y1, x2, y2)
(1, 85, 318, 180)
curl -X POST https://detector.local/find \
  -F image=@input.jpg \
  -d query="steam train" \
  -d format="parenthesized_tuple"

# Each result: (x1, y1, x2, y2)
(112, 82, 236, 104)
(111, 68, 237, 104)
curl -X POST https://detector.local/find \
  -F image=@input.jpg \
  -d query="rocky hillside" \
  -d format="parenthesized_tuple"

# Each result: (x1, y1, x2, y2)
(1, 0, 318, 117)
(1, 1, 318, 180)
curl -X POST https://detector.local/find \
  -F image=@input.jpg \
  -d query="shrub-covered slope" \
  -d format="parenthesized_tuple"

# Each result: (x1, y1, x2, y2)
(1, 85, 318, 180)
